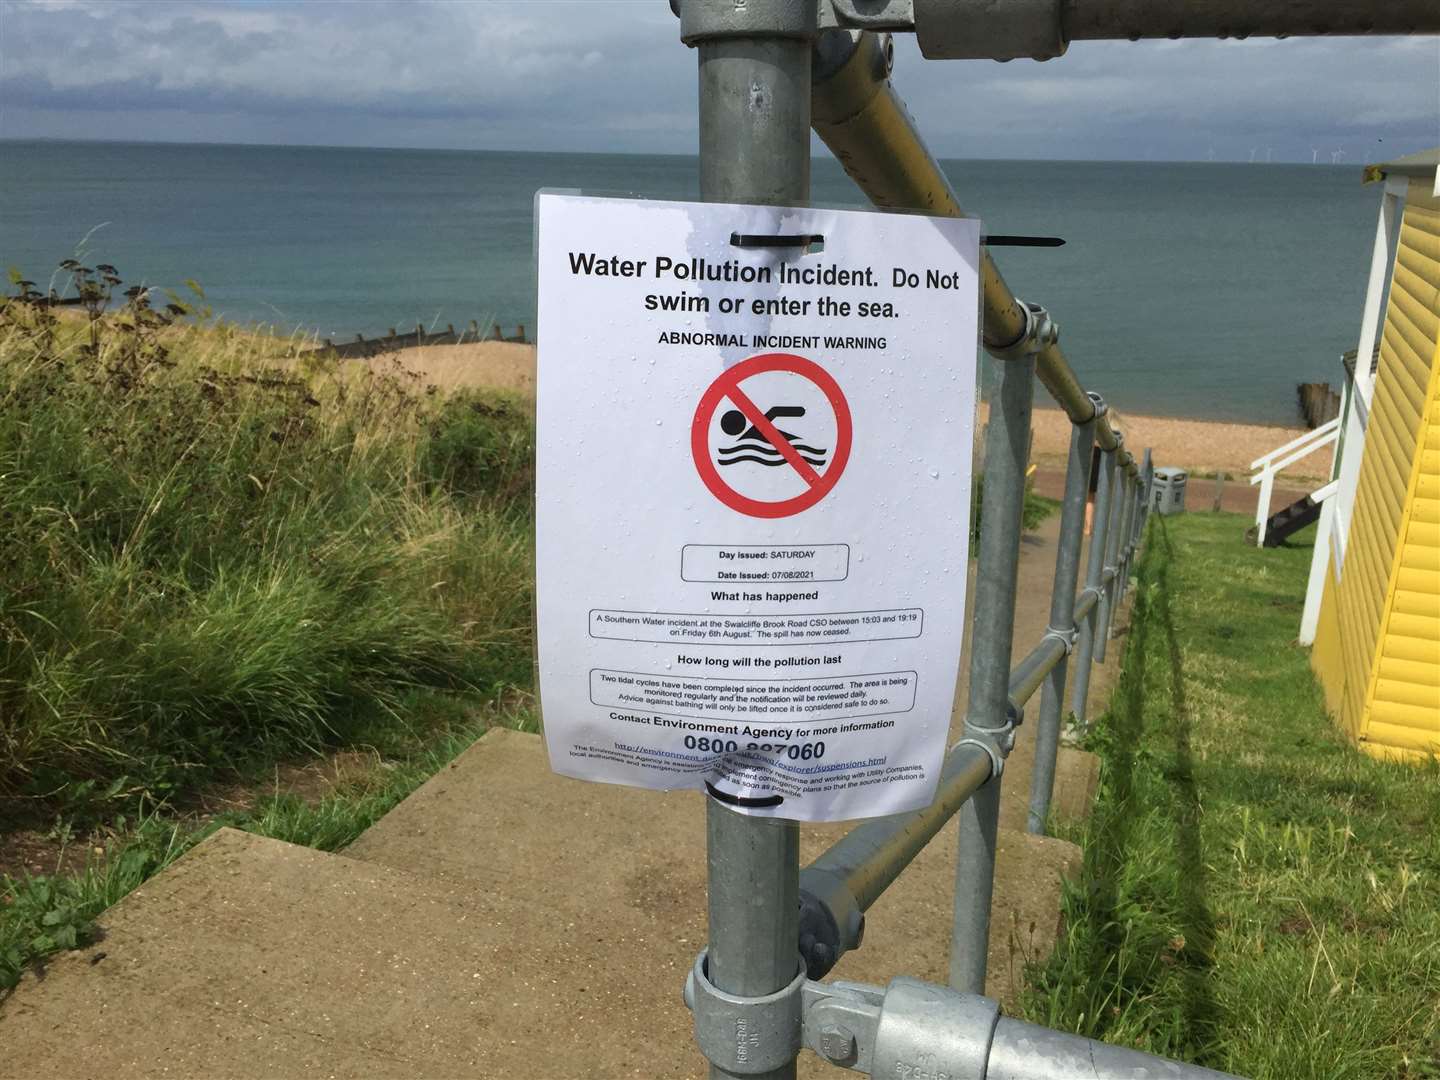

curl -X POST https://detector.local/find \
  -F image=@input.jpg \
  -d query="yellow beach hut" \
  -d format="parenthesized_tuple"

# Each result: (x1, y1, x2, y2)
(1301, 148, 1440, 761)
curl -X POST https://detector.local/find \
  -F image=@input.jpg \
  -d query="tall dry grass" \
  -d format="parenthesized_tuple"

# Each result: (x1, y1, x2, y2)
(0, 292, 534, 811)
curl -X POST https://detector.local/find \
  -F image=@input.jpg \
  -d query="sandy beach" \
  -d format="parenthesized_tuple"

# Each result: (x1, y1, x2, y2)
(1019, 406, 1332, 481)
(361, 341, 1330, 482)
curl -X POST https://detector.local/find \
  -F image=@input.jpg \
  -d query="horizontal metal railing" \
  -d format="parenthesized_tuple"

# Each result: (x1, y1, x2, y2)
(669, 6, 1386, 1076)
(811, 32, 1139, 478)
(790, 30, 1153, 988)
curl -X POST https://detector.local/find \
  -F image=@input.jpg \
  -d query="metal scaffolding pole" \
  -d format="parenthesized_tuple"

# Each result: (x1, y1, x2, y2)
(865, 0, 1440, 60)
(1115, 472, 1137, 608)
(1094, 449, 1128, 662)
(1124, 470, 1141, 586)
(666, 9, 1427, 1080)
(949, 349, 1035, 994)
(811, 32, 1126, 455)
(1069, 438, 1116, 728)
(1026, 408, 1096, 834)
(802, 974, 1243, 1080)
(688, 6, 814, 1077)
(1063, 0, 1439, 41)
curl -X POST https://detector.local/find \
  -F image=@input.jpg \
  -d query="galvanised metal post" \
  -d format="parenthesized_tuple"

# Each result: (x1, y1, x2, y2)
(1134, 448, 1153, 567)
(1116, 472, 1137, 608)
(1026, 407, 1095, 834)
(1127, 470, 1142, 582)
(1136, 447, 1153, 548)
(1068, 429, 1114, 730)
(684, 3, 814, 1076)
(1125, 466, 1142, 587)
(950, 328, 1038, 994)
(1093, 449, 1127, 661)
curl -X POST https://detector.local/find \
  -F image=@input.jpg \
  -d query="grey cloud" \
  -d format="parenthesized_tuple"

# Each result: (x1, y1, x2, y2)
(1, 0, 1435, 160)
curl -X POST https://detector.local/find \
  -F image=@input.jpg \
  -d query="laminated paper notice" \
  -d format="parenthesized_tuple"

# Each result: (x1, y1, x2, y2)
(535, 193, 980, 821)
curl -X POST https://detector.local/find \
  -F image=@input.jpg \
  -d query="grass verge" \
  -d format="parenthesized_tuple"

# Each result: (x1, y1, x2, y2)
(1021, 511, 1440, 1078)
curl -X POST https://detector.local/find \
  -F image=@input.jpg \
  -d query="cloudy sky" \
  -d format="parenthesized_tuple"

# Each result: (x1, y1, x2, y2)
(1, 0, 1436, 162)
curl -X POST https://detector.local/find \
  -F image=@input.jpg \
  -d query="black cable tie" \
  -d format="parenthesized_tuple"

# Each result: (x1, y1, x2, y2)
(729, 232, 824, 250)
(705, 781, 785, 808)
(983, 235, 1066, 247)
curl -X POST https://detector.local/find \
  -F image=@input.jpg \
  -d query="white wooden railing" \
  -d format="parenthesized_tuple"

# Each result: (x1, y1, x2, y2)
(1249, 417, 1341, 545)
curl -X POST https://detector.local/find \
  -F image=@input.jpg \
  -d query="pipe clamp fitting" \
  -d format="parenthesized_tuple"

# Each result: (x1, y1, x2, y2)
(1045, 623, 1079, 655)
(987, 300, 1057, 362)
(872, 979, 1002, 1079)
(685, 949, 807, 1075)
(956, 701, 1020, 776)
(678, 0, 818, 42)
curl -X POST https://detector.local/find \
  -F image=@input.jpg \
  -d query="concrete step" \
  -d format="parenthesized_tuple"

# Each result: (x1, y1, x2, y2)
(3, 731, 1083, 1080)
(3, 826, 703, 1078)
(344, 727, 1082, 1010)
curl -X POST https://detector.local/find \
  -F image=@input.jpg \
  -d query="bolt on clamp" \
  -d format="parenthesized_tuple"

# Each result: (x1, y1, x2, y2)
(1044, 623, 1079, 655)
(957, 701, 1021, 777)
(802, 978, 1003, 1077)
(986, 300, 1057, 362)
(685, 949, 807, 1076)
(953, 734, 1006, 779)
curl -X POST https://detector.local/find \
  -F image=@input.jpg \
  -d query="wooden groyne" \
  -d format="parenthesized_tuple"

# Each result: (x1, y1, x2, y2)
(1296, 382, 1341, 429)
(303, 321, 529, 359)
(1295, 345, 1382, 429)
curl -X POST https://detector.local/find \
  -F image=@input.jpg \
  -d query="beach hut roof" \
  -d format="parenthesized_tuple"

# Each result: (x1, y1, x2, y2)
(1362, 146, 1439, 185)
(1341, 345, 1381, 380)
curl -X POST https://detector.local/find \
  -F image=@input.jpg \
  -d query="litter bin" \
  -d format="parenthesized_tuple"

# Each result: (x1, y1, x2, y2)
(1151, 468, 1187, 515)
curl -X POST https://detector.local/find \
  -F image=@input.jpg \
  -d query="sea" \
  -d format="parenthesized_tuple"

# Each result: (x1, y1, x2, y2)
(1, 139, 1381, 425)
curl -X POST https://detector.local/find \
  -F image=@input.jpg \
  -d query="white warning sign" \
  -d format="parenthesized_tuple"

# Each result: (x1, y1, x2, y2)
(535, 193, 981, 821)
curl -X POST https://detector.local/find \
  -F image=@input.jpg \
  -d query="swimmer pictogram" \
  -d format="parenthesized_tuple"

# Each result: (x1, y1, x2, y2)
(716, 405, 828, 469)
(691, 353, 852, 519)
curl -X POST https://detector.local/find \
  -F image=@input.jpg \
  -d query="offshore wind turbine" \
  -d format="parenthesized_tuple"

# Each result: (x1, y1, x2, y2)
(1311, 147, 1319, 164)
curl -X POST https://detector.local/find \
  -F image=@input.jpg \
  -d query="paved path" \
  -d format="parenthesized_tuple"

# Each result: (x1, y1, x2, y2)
(1, 512, 1128, 1078)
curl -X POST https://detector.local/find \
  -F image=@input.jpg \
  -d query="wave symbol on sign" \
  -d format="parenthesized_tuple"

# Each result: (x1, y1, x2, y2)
(717, 406, 827, 468)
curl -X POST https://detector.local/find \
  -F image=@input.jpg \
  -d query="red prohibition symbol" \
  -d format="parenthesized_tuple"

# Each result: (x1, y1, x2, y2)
(691, 352, 853, 519)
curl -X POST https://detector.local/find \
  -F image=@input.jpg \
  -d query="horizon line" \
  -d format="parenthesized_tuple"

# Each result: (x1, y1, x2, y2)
(0, 135, 1387, 167)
